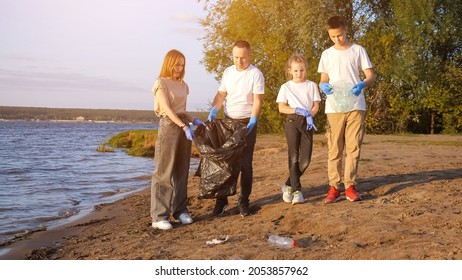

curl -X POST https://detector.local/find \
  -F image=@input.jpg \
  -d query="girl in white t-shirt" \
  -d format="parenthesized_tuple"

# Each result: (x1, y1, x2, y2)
(276, 53, 321, 205)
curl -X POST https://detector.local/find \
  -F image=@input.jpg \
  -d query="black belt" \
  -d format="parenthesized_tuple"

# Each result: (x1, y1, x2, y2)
(224, 115, 250, 124)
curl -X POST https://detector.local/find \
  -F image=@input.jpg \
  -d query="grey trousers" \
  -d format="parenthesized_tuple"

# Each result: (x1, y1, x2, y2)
(150, 116, 191, 222)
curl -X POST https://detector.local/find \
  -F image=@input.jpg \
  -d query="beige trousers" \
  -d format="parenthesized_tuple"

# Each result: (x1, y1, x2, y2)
(325, 110, 366, 189)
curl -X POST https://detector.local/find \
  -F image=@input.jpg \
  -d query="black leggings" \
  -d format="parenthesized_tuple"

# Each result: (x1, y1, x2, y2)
(284, 114, 314, 191)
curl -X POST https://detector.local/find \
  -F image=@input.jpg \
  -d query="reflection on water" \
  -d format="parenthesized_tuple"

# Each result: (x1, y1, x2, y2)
(0, 121, 198, 245)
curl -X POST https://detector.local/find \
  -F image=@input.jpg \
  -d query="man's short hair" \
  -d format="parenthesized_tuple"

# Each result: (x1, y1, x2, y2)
(233, 40, 251, 50)
(327, 16, 346, 30)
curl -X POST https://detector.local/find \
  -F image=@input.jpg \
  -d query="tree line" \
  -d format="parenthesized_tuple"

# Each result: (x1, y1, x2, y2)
(199, 0, 462, 134)
(0, 106, 209, 123)
(0, 106, 157, 123)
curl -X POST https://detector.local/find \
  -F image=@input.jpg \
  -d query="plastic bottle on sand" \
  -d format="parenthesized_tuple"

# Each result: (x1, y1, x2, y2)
(268, 234, 297, 249)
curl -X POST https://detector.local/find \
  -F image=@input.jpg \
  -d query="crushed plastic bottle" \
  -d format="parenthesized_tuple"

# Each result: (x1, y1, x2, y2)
(330, 80, 357, 113)
(268, 234, 297, 249)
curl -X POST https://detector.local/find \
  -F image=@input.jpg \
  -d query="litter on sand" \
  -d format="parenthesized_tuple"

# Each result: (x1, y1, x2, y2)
(206, 235, 229, 245)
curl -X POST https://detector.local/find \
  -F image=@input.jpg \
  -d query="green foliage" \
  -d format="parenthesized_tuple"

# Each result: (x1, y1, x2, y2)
(199, 0, 462, 134)
(106, 130, 200, 158)
(107, 130, 158, 157)
(200, 0, 332, 133)
(388, 0, 462, 133)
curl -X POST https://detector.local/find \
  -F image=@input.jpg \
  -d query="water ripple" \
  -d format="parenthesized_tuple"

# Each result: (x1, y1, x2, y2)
(0, 121, 156, 244)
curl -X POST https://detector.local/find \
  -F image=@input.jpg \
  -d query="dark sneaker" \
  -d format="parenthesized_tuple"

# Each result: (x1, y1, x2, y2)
(324, 186, 340, 203)
(212, 198, 228, 216)
(238, 201, 250, 217)
(345, 185, 361, 202)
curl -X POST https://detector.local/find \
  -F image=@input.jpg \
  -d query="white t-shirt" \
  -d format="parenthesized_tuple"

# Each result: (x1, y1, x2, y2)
(276, 80, 321, 110)
(317, 44, 372, 113)
(218, 64, 265, 119)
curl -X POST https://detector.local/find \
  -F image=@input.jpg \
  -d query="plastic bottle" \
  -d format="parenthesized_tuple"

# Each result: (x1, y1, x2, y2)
(330, 80, 356, 113)
(268, 234, 297, 249)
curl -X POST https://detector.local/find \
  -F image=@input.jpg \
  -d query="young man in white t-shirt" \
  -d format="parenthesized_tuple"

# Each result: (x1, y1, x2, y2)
(208, 40, 265, 217)
(317, 16, 375, 203)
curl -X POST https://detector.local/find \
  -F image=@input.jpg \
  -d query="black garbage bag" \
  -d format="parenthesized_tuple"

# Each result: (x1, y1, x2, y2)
(194, 119, 247, 199)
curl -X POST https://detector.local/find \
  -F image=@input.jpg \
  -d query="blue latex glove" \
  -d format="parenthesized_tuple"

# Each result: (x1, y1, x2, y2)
(295, 107, 311, 117)
(193, 118, 205, 126)
(349, 81, 365, 96)
(184, 127, 194, 141)
(319, 82, 333, 95)
(207, 107, 218, 122)
(305, 115, 317, 131)
(246, 116, 257, 136)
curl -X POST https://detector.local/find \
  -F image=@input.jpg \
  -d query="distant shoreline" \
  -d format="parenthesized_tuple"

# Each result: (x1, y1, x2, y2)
(0, 118, 154, 124)
(0, 106, 207, 124)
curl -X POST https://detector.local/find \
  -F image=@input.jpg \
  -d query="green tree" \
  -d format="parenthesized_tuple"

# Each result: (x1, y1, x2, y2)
(389, 0, 462, 133)
(198, 0, 462, 134)
(200, 0, 332, 133)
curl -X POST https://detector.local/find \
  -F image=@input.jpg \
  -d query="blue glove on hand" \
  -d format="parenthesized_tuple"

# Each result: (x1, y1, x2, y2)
(295, 107, 311, 117)
(193, 118, 205, 126)
(184, 127, 194, 141)
(349, 81, 365, 96)
(207, 107, 218, 122)
(319, 82, 333, 95)
(306, 115, 317, 131)
(246, 116, 257, 136)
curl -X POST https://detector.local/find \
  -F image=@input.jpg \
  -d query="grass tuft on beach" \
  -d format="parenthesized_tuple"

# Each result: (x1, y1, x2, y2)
(106, 130, 200, 157)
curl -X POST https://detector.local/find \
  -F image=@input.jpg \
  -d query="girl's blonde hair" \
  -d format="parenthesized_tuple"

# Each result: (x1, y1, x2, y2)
(159, 49, 186, 80)
(285, 53, 308, 80)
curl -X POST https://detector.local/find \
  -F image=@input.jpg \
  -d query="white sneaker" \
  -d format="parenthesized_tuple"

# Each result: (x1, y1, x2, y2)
(178, 213, 193, 224)
(292, 191, 304, 205)
(281, 184, 293, 203)
(152, 220, 173, 230)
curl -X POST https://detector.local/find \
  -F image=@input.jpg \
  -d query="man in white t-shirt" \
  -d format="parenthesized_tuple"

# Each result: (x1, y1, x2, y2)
(317, 16, 375, 204)
(208, 40, 265, 217)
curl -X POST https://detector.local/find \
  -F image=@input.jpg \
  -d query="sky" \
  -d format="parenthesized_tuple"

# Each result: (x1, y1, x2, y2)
(0, 0, 219, 111)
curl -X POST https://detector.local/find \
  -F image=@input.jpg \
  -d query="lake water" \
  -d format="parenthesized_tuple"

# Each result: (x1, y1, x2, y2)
(0, 120, 196, 245)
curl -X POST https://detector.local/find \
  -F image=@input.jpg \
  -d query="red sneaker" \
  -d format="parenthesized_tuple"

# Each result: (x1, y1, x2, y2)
(345, 185, 361, 201)
(324, 186, 340, 203)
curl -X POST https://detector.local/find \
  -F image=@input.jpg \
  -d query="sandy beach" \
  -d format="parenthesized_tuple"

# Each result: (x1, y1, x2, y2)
(1, 133, 462, 260)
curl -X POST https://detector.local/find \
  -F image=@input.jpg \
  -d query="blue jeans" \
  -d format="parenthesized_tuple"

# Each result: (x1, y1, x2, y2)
(150, 115, 191, 222)
(284, 114, 314, 192)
